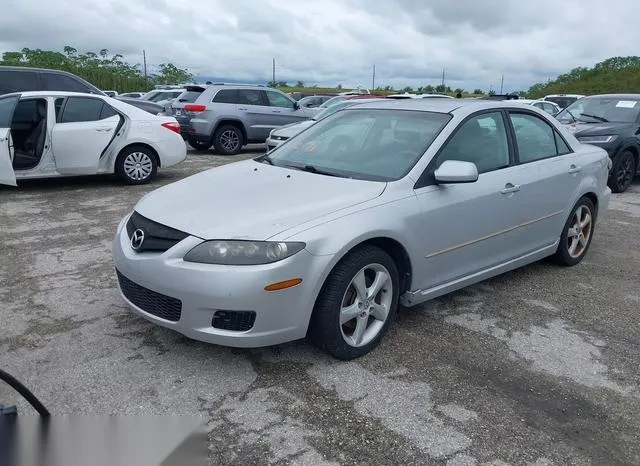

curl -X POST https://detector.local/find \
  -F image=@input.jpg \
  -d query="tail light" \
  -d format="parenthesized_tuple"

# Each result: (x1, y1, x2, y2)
(161, 121, 181, 134)
(184, 104, 206, 113)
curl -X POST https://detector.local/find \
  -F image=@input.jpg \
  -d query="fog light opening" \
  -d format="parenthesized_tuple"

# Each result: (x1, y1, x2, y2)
(264, 278, 303, 292)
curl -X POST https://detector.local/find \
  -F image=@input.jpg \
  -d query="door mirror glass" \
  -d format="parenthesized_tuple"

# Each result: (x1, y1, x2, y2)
(434, 160, 479, 183)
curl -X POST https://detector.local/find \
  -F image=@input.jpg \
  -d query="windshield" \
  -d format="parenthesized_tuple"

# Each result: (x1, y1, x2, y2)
(312, 101, 356, 120)
(544, 96, 578, 109)
(265, 109, 451, 181)
(556, 96, 640, 124)
(319, 96, 346, 108)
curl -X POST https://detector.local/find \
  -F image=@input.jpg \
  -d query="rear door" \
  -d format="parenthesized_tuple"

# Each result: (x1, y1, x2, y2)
(236, 89, 274, 140)
(51, 96, 122, 174)
(0, 94, 20, 186)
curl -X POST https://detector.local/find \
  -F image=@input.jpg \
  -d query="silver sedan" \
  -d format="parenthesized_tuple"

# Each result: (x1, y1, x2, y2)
(112, 99, 611, 360)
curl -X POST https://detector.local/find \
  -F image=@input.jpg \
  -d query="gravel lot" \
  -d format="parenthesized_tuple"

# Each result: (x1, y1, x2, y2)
(1, 147, 639, 465)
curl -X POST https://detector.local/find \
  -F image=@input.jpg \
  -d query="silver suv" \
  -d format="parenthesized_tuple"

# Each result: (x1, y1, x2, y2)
(170, 84, 315, 154)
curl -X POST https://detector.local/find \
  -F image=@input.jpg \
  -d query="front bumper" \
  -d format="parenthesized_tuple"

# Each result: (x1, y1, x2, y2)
(265, 136, 287, 152)
(111, 215, 332, 348)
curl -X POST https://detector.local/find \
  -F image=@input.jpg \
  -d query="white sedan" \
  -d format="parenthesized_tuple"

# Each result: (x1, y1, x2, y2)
(0, 91, 187, 186)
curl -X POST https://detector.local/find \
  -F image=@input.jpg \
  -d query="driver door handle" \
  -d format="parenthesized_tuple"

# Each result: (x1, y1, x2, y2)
(500, 183, 520, 194)
(95, 127, 113, 132)
(568, 164, 581, 174)
(238, 107, 248, 111)
(272, 110, 281, 113)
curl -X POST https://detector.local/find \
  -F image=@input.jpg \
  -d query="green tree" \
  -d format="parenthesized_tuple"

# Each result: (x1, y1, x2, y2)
(154, 63, 193, 85)
(454, 88, 464, 95)
(402, 86, 414, 93)
(473, 89, 485, 95)
(296, 80, 304, 87)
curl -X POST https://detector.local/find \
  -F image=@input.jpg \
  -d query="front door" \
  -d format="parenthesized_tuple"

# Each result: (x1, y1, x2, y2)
(413, 111, 522, 290)
(264, 90, 310, 128)
(51, 96, 121, 175)
(0, 94, 20, 186)
(236, 89, 274, 141)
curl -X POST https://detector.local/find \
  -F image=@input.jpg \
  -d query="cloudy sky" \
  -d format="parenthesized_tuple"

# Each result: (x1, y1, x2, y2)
(0, 0, 637, 91)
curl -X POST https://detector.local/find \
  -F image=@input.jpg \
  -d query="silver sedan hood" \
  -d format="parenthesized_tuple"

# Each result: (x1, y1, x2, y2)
(272, 120, 316, 138)
(133, 159, 386, 240)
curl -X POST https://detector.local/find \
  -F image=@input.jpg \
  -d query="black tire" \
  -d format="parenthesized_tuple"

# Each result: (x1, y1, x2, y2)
(213, 125, 243, 155)
(115, 145, 158, 185)
(553, 196, 596, 266)
(608, 150, 637, 193)
(187, 136, 211, 151)
(308, 245, 400, 360)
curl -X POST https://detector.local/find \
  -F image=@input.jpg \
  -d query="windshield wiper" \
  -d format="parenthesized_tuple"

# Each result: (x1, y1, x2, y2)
(284, 164, 342, 177)
(579, 113, 609, 123)
(256, 154, 274, 165)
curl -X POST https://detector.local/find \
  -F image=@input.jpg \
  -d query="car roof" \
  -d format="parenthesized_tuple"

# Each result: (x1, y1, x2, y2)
(345, 98, 548, 114)
(579, 93, 640, 100)
(6, 90, 105, 99)
(544, 94, 584, 97)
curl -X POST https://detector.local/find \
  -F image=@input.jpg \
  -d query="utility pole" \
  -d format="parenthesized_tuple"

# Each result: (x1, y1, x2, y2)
(441, 69, 445, 88)
(500, 74, 504, 94)
(372, 65, 376, 90)
(142, 50, 147, 78)
(272, 58, 276, 86)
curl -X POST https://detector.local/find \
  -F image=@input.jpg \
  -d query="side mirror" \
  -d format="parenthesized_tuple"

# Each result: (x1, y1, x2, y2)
(293, 101, 300, 110)
(434, 160, 479, 184)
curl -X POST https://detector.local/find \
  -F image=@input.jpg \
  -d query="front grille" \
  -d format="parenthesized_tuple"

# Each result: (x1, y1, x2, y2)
(212, 310, 256, 332)
(126, 211, 189, 253)
(116, 269, 182, 322)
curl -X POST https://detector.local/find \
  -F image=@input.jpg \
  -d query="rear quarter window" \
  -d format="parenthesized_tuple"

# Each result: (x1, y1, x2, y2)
(41, 72, 93, 93)
(176, 90, 203, 103)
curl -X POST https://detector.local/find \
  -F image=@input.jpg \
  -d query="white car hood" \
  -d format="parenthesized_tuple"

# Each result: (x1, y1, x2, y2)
(133, 159, 386, 240)
(272, 120, 316, 138)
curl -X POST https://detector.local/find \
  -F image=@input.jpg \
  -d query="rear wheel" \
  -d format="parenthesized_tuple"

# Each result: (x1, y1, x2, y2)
(187, 136, 211, 151)
(608, 150, 637, 193)
(308, 246, 399, 360)
(553, 196, 595, 266)
(115, 146, 158, 185)
(213, 125, 243, 155)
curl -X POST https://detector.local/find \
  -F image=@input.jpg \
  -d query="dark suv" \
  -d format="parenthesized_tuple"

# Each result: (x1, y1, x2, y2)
(556, 93, 640, 193)
(0, 66, 163, 115)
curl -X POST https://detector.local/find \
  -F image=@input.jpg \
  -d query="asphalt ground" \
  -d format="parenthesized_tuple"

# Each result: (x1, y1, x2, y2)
(1, 145, 639, 465)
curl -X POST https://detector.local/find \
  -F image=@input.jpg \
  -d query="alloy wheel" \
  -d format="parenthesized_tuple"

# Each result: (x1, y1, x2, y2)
(566, 204, 593, 259)
(340, 263, 393, 347)
(220, 130, 240, 152)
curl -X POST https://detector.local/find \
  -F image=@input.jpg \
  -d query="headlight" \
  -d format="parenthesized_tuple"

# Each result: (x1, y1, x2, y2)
(183, 240, 305, 265)
(577, 135, 617, 144)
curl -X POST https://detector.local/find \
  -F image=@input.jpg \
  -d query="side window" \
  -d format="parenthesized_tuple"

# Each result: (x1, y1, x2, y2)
(99, 103, 118, 120)
(265, 90, 295, 109)
(59, 97, 106, 123)
(555, 132, 571, 155)
(0, 71, 40, 94)
(212, 89, 238, 104)
(237, 89, 265, 106)
(0, 95, 21, 127)
(509, 113, 561, 163)
(41, 73, 91, 93)
(436, 112, 510, 173)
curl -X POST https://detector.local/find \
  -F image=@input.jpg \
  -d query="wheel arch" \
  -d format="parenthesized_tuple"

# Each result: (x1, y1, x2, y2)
(214, 119, 247, 144)
(114, 142, 161, 169)
(304, 234, 414, 335)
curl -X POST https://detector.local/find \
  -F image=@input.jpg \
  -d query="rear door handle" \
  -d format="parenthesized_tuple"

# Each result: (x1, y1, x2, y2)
(500, 183, 520, 194)
(95, 127, 112, 132)
(272, 110, 281, 113)
(238, 107, 248, 111)
(568, 164, 581, 174)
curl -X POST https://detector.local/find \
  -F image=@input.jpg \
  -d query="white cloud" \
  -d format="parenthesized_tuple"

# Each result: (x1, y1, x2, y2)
(1, 0, 639, 91)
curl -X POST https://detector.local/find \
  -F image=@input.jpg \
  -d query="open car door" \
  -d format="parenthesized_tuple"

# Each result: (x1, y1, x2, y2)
(51, 96, 122, 175)
(0, 94, 20, 186)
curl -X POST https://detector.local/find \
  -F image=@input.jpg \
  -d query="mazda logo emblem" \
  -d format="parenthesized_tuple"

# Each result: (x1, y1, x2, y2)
(130, 229, 145, 251)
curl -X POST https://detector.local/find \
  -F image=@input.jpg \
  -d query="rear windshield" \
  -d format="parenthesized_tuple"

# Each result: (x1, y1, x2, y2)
(176, 91, 203, 103)
(544, 96, 578, 108)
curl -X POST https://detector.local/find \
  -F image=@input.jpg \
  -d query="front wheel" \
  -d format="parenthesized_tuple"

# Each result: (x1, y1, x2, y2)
(115, 146, 158, 185)
(308, 246, 399, 360)
(608, 150, 637, 193)
(553, 196, 596, 266)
